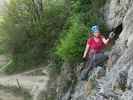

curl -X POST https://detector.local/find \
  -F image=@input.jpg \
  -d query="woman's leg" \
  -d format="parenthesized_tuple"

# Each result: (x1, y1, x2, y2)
(93, 53, 108, 67)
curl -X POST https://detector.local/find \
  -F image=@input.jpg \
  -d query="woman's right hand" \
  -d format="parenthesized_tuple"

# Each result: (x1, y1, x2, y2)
(83, 55, 86, 58)
(83, 55, 86, 61)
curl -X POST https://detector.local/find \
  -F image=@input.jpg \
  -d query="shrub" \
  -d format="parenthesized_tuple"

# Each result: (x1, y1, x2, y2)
(0, 0, 70, 72)
(56, 16, 88, 63)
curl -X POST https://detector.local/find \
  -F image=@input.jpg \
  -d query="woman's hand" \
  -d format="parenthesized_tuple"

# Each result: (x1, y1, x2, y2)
(82, 55, 87, 61)
(102, 37, 110, 45)
(83, 55, 86, 59)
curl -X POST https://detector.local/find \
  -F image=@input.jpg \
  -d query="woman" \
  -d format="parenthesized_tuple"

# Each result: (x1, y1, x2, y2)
(81, 25, 113, 80)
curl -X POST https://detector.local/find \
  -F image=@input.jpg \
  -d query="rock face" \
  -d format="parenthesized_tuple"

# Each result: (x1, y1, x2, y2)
(61, 0, 133, 100)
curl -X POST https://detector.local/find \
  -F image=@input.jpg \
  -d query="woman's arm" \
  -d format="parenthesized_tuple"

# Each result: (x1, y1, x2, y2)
(83, 44, 89, 58)
(102, 32, 115, 45)
(102, 36, 110, 45)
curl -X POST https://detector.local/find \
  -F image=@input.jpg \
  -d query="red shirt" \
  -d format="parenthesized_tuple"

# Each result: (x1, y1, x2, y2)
(87, 36, 105, 54)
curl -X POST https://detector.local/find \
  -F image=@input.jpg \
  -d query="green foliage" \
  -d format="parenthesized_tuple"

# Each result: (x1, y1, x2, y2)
(79, 0, 106, 25)
(0, 0, 107, 73)
(0, 0, 70, 72)
(56, 16, 88, 63)
(48, 55, 63, 75)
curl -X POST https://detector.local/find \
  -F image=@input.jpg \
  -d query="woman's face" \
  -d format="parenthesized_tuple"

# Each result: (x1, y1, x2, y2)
(94, 32, 101, 37)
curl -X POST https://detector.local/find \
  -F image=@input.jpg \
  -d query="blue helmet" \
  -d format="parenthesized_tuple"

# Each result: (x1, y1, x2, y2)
(91, 25, 100, 33)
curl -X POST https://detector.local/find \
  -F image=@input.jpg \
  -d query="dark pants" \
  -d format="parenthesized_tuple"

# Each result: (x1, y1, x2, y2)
(88, 52, 108, 68)
(80, 52, 108, 80)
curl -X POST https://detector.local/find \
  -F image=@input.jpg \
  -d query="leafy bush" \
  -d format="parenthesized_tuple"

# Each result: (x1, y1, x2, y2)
(56, 16, 88, 63)
(0, 0, 70, 72)
(0, 0, 107, 73)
